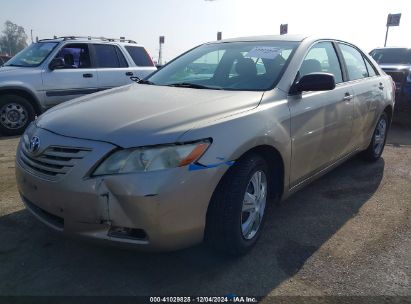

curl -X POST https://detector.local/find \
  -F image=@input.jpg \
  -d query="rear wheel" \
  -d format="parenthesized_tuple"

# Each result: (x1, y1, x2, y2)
(205, 154, 270, 256)
(0, 94, 35, 136)
(361, 112, 389, 162)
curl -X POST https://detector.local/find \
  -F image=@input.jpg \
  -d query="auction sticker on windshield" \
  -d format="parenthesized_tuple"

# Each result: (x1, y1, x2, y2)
(245, 47, 281, 59)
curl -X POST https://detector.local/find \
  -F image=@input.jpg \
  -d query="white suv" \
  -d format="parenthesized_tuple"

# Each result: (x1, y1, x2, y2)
(0, 36, 156, 135)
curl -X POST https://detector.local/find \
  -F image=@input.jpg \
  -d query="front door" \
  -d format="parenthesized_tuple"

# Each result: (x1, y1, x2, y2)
(42, 43, 98, 108)
(289, 41, 354, 187)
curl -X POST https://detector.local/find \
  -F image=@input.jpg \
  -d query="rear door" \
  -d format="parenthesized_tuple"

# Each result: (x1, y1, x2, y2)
(337, 43, 384, 149)
(42, 43, 98, 107)
(92, 43, 134, 89)
(123, 45, 157, 79)
(289, 41, 354, 187)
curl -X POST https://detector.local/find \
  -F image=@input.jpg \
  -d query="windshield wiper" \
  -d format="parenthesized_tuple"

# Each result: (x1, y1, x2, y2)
(166, 82, 222, 90)
(138, 79, 155, 85)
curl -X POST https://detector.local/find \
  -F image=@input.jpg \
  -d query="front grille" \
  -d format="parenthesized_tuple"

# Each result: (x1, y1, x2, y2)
(19, 142, 91, 179)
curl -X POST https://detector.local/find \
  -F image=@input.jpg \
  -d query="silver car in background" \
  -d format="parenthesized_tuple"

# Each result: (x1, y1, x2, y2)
(16, 35, 394, 255)
(0, 36, 156, 136)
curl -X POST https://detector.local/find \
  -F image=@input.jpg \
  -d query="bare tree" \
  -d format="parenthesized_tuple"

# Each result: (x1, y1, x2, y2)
(0, 21, 28, 56)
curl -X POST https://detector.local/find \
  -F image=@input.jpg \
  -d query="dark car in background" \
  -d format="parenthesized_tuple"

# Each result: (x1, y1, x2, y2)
(370, 47, 411, 120)
(0, 55, 11, 65)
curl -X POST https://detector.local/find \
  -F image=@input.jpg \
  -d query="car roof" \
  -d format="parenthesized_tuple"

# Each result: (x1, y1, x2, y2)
(372, 47, 411, 50)
(211, 34, 309, 43)
(37, 36, 145, 47)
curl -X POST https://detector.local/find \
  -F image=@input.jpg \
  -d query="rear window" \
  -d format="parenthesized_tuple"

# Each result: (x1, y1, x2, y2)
(125, 46, 153, 66)
(370, 48, 411, 64)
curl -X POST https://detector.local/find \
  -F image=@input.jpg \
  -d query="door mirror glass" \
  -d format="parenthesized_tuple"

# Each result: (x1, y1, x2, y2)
(292, 73, 336, 93)
(49, 58, 65, 70)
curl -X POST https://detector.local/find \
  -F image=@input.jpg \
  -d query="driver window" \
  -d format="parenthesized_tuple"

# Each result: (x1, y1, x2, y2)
(54, 43, 91, 69)
(300, 42, 343, 83)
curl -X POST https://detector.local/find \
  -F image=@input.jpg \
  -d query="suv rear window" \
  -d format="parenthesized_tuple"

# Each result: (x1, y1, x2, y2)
(125, 46, 153, 66)
(370, 48, 411, 64)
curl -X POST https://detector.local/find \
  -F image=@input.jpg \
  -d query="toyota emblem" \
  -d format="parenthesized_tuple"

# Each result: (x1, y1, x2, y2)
(29, 136, 41, 153)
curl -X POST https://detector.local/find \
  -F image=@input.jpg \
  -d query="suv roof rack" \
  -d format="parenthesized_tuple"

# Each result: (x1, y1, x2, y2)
(39, 36, 137, 44)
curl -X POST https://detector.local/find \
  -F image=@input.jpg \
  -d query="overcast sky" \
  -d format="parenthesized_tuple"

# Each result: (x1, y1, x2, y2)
(1, 0, 410, 61)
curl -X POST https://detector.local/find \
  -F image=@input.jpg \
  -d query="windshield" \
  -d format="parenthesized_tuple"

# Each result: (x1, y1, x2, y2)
(146, 41, 298, 91)
(5, 42, 58, 67)
(370, 48, 411, 65)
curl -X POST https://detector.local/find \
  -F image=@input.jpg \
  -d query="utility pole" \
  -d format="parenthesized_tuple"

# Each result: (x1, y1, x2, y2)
(158, 36, 165, 65)
(31, 29, 33, 43)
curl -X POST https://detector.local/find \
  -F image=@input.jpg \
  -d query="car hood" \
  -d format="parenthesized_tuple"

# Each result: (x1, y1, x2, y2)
(36, 84, 264, 148)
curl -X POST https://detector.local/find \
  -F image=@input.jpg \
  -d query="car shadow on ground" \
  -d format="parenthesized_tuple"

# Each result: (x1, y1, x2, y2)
(0, 156, 384, 296)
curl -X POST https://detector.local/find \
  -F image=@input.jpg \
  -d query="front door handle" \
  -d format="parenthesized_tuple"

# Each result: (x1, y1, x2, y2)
(343, 93, 353, 101)
(83, 73, 93, 78)
(125, 71, 134, 76)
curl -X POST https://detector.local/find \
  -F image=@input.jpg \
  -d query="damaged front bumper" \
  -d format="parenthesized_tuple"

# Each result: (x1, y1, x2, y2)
(15, 127, 227, 251)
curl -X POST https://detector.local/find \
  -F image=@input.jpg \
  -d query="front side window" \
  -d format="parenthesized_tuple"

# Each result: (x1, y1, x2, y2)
(94, 44, 128, 68)
(5, 42, 58, 67)
(339, 43, 368, 81)
(54, 43, 91, 69)
(299, 41, 343, 83)
(147, 41, 298, 91)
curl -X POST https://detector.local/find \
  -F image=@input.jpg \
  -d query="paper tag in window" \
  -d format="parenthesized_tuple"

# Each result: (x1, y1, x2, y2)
(245, 47, 281, 59)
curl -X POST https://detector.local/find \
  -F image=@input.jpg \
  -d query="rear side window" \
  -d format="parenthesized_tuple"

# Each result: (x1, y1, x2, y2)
(125, 46, 153, 66)
(300, 42, 343, 83)
(338, 44, 368, 81)
(94, 44, 128, 68)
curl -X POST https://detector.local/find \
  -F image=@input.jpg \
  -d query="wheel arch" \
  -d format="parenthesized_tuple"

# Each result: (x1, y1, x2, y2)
(236, 144, 285, 201)
(383, 104, 393, 124)
(0, 87, 43, 115)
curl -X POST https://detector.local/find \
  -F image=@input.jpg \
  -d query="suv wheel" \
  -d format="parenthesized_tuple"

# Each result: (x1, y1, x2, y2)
(205, 154, 270, 256)
(0, 94, 35, 136)
(361, 112, 389, 162)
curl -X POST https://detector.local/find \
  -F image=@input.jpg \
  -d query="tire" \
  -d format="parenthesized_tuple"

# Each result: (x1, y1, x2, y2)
(0, 94, 35, 136)
(205, 154, 271, 256)
(360, 112, 389, 162)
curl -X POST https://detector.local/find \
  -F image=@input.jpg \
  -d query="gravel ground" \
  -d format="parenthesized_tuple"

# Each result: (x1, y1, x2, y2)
(0, 125, 410, 300)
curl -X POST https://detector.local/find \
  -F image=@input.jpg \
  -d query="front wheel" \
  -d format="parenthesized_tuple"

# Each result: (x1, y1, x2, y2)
(205, 154, 270, 256)
(0, 94, 35, 136)
(361, 112, 389, 162)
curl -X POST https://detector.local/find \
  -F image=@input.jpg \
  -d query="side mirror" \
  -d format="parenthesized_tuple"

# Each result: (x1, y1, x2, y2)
(291, 73, 336, 94)
(49, 58, 65, 70)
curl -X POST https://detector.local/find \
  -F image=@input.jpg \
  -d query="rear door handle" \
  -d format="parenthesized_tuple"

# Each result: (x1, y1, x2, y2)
(379, 82, 384, 90)
(83, 73, 93, 78)
(125, 72, 134, 76)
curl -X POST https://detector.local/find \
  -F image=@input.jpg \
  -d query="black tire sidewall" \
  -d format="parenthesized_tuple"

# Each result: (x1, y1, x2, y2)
(370, 113, 389, 159)
(206, 154, 270, 255)
(0, 94, 35, 136)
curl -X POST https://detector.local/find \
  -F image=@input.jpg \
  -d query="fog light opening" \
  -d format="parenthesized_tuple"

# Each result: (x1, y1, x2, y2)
(108, 227, 147, 241)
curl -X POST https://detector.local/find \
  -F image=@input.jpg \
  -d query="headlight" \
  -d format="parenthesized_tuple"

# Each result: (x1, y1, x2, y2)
(93, 140, 210, 176)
